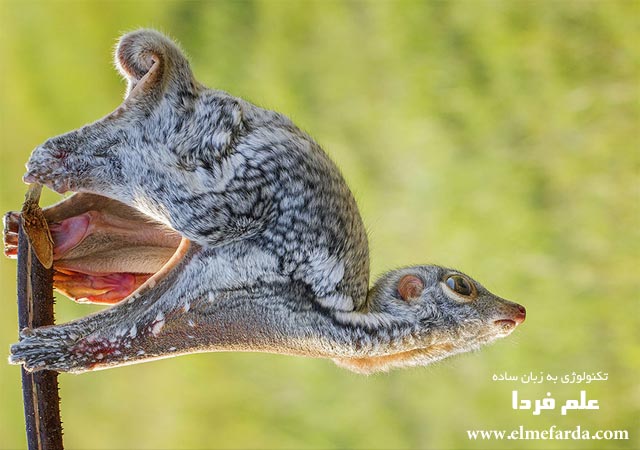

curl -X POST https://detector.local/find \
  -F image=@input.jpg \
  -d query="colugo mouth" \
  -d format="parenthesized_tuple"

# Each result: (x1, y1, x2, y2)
(493, 311, 525, 335)
(494, 319, 517, 333)
(4, 191, 184, 304)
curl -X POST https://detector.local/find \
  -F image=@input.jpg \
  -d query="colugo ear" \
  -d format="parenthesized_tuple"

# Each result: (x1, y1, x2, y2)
(114, 29, 194, 100)
(397, 275, 425, 301)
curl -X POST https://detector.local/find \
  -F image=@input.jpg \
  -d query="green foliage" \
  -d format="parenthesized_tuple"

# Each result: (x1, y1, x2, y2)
(0, 1, 637, 449)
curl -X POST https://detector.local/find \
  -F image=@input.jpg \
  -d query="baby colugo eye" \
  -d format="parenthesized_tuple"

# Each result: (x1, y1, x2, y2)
(445, 275, 475, 297)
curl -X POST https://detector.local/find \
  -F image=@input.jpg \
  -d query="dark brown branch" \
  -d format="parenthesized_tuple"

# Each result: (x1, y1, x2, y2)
(17, 184, 64, 450)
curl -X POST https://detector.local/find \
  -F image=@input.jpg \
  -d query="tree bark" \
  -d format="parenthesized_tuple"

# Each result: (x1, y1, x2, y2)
(17, 184, 64, 450)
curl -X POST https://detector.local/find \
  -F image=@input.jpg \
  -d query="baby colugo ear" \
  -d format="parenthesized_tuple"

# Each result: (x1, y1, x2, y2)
(115, 29, 195, 101)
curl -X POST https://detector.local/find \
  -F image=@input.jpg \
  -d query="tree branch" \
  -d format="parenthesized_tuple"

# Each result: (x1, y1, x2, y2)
(17, 184, 64, 450)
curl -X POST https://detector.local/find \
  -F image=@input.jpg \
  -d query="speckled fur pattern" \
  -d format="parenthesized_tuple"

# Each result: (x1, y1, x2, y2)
(9, 29, 525, 374)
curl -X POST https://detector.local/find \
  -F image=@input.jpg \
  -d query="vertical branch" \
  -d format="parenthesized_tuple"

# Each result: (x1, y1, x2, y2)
(17, 184, 64, 450)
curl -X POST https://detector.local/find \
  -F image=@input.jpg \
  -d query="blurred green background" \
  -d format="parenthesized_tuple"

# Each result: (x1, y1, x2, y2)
(1, 1, 638, 449)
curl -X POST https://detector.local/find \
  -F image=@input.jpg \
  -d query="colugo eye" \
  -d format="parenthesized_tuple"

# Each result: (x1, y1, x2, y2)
(445, 275, 475, 297)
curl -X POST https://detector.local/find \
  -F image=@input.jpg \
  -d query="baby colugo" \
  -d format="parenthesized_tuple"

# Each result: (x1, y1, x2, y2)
(5, 29, 525, 374)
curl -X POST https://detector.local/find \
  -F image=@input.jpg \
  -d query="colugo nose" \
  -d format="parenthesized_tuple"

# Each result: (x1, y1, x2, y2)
(514, 304, 526, 324)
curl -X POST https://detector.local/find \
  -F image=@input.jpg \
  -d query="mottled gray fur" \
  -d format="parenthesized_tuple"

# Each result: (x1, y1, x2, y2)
(8, 30, 525, 374)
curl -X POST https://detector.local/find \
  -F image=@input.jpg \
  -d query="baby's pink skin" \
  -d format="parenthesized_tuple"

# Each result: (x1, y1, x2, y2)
(4, 207, 175, 304)
(50, 213, 151, 303)
(49, 214, 90, 258)
(54, 270, 151, 304)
